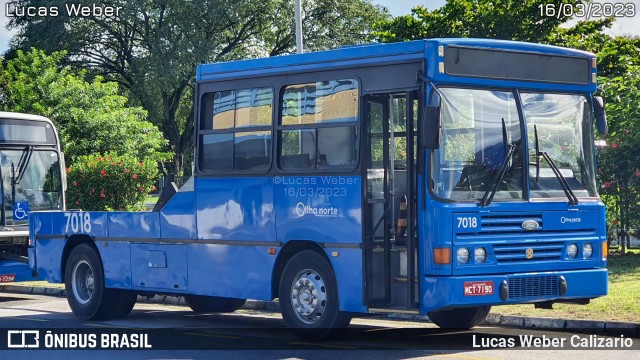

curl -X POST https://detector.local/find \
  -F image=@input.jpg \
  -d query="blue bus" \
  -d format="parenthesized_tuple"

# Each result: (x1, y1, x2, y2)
(29, 39, 608, 340)
(0, 112, 65, 283)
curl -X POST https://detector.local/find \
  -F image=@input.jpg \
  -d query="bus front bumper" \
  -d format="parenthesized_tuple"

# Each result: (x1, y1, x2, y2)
(421, 268, 608, 313)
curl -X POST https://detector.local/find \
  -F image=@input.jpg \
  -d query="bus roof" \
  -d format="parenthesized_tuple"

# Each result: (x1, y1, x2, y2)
(0, 111, 55, 125)
(196, 38, 596, 82)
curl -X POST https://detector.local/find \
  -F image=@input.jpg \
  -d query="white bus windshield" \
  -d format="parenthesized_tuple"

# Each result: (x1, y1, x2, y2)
(1, 149, 63, 225)
(430, 89, 597, 202)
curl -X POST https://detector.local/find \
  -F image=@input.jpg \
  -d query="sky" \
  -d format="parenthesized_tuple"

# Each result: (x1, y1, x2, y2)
(1, 0, 639, 53)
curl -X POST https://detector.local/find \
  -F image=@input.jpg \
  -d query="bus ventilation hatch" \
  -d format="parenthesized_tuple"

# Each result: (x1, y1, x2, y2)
(508, 275, 559, 300)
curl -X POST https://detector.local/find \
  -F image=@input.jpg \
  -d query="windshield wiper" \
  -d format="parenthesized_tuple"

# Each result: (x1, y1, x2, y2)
(532, 125, 578, 206)
(11, 146, 34, 209)
(11, 146, 34, 186)
(480, 118, 516, 207)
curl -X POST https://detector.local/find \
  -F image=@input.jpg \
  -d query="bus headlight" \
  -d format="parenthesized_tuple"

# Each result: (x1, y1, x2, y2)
(474, 247, 487, 263)
(457, 248, 470, 264)
(567, 243, 578, 258)
(583, 243, 593, 258)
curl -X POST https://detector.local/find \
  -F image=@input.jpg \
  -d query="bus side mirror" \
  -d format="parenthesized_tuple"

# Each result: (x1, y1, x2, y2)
(423, 105, 441, 149)
(593, 96, 608, 135)
(60, 152, 67, 192)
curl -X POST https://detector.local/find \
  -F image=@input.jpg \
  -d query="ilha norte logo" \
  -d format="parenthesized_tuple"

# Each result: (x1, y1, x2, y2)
(295, 202, 338, 217)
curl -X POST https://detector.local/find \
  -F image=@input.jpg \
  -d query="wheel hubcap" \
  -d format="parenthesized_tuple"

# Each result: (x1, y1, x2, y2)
(72, 260, 95, 305)
(290, 269, 327, 324)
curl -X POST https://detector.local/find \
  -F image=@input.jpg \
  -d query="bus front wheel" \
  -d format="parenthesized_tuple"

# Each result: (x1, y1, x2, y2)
(279, 250, 351, 340)
(184, 295, 246, 313)
(427, 306, 491, 329)
(64, 243, 137, 320)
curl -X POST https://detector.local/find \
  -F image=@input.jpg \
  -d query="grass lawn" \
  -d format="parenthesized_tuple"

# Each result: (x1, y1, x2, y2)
(492, 249, 640, 323)
(145, 195, 158, 204)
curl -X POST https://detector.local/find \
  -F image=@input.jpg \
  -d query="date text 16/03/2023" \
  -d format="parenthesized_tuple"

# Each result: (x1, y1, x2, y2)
(5, 3, 122, 17)
(539, 2, 636, 20)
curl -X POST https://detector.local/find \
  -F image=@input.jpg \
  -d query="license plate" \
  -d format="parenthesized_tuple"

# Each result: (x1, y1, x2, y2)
(463, 281, 494, 296)
(0, 274, 16, 283)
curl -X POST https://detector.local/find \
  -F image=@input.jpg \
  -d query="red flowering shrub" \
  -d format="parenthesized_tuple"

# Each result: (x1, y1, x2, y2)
(66, 152, 158, 211)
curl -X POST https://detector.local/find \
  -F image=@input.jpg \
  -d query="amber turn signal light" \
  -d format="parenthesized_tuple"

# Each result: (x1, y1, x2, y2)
(434, 248, 451, 264)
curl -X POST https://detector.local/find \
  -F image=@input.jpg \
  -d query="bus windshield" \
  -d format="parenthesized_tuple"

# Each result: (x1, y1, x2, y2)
(1, 149, 63, 225)
(431, 89, 597, 202)
(431, 87, 524, 201)
(522, 93, 598, 200)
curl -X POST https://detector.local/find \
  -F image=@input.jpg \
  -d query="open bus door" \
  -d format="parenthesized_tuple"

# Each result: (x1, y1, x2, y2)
(363, 91, 419, 311)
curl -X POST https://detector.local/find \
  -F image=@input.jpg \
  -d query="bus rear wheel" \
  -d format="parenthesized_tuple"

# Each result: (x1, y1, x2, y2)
(279, 250, 351, 340)
(184, 295, 246, 313)
(427, 306, 491, 329)
(64, 243, 137, 320)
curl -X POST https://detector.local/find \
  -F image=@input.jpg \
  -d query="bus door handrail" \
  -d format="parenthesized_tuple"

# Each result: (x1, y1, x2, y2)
(365, 204, 390, 241)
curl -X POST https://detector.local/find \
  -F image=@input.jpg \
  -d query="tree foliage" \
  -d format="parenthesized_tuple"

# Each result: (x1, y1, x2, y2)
(6, 0, 388, 173)
(597, 67, 640, 234)
(371, 0, 580, 43)
(549, 19, 640, 78)
(0, 48, 171, 164)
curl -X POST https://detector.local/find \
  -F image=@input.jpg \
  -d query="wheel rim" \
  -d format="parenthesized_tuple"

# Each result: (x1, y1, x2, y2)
(290, 269, 327, 324)
(72, 260, 95, 305)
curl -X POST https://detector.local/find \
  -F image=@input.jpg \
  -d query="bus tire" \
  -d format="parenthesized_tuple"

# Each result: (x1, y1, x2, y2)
(64, 243, 110, 320)
(65, 243, 136, 320)
(108, 290, 137, 319)
(427, 306, 491, 329)
(184, 295, 246, 313)
(279, 250, 351, 340)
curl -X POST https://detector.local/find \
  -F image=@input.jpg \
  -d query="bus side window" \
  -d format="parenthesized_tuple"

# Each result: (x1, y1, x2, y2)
(278, 79, 359, 171)
(199, 87, 273, 173)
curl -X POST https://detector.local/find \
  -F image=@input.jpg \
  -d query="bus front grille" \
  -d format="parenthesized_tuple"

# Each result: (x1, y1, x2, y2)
(508, 275, 559, 300)
(455, 213, 595, 238)
(480, 214, 543, 234)
(493, 241, 564, 263)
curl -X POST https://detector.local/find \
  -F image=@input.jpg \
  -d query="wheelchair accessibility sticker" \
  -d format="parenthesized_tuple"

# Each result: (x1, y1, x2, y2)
(13, 202, 29, 220)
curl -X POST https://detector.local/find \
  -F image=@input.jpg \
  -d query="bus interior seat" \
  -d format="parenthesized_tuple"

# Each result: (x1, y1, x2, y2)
(236, 156, 270, 171)
(280, 154, 310, 168)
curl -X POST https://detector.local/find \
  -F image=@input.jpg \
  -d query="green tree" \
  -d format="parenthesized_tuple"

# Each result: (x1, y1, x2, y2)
(7, 0, 388, 173)
(0, 48, 171, 164)
(597, 67, 640, 250)
(262, 0, 388, 56)
(371, 0, 580, 43)
(549, 20, 640, 78)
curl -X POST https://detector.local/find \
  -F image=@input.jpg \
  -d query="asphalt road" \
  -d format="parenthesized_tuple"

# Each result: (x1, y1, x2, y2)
(0, 293, 637, 359)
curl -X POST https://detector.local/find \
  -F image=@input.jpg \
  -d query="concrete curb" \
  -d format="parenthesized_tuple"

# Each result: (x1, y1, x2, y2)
(2, 284, 638, 335)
